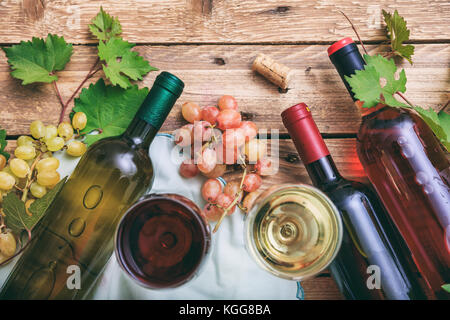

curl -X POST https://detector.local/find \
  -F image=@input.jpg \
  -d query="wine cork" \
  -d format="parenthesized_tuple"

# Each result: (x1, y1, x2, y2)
(252, 53, 293, 89)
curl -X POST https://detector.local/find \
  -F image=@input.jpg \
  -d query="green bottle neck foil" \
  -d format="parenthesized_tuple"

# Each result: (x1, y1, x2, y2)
(124, 72, 184, 148)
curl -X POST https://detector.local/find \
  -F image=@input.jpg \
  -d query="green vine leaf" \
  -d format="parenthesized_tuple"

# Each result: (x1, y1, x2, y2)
(345, 53, 449, 152)
(29, 177, 68, 224)
(2, 177, 67, 235)
(98, 37, 157, 89)
(439, 111, 450, 147)
(0, 126, 9, 161)
(89, 6, 122, 42)
(3, 34, 73, 85)
(345, 54, 408, 109)
(443, 284, 450, 293)
(72, 78, 149, 146)
(382, 9, 415, 64)
(413, 107, 450, 152)
(1, 193, 26, 235)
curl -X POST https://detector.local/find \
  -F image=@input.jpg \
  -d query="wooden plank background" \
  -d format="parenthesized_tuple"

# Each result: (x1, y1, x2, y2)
(0, 0, 449, 43)
(1, 0, 449, 300)
(1, 44, 448, 136)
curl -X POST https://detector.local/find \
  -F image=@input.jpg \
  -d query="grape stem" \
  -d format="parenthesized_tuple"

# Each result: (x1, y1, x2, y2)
(439, 99, 449, 113)
(211, 128, 219, 145)
(382, 52, 396, 59)
(13, 185, 24, 192)
(0, 215, 5, 233)
(73, 131, 87, 139)
(238, 154, 247, 168)
(52, 81, 65, 110)
(395, 91, 415, 108)
(237, 202, 246, 211)
(21, 151, 42, 202)
(339, 10, 369, 56)
(56, 57, 101, 124)
(213, 189, 243, 234)
(195, 129, 220, 159)
(213, 167, 247, 233)
(239, 166, 247, 189)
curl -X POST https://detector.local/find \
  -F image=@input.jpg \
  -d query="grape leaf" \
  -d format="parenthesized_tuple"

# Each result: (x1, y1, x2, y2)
(98, 37, 157, 89)
(29, 177, 68, 222)
(382, 9, 415, 64)
(98, 36, 134, 61)
(2, 176, 67, 234)
(345, 54, 449, 148)
(345, 54, 409, 109)
(3, 34, 73, 85)
(439, 111, 450, 145)
(2, 193, 26, 235)
(72, 78, 149, 146)
(443, 284, 450, 293)
(0, 126, 9, 160)
(89, 6, 122, 42)
(413, 107, 450, 152)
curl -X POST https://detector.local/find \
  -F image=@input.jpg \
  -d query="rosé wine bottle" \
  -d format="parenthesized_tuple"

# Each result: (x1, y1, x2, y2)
(329, 38, 450, 299)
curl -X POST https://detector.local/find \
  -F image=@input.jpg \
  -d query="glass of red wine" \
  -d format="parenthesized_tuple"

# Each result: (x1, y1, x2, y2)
(115, 193, 211, 289)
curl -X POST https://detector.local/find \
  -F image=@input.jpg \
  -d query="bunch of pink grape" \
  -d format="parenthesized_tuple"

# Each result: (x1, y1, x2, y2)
(174, 95, 276, 232)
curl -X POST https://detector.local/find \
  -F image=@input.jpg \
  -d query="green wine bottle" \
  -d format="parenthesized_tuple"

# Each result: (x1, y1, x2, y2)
(0, 72, 184, 300)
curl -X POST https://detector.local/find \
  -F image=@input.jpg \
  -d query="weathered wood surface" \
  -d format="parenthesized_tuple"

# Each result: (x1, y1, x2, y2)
(0, 0, 449, 44)
(1, 0, 448, 300)
(1, 44, 449, 136)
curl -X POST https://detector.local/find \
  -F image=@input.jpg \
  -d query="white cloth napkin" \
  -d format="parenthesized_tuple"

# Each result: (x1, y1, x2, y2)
(0, 134, 299, 300)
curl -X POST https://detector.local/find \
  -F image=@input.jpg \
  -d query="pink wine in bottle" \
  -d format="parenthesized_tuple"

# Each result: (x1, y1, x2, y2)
(328, 38, 450, 299)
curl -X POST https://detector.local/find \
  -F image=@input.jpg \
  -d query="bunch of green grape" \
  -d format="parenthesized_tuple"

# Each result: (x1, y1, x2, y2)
(0, 112, 88, 263)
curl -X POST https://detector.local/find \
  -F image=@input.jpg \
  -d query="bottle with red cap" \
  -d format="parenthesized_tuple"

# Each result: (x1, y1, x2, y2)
(282, 103, 426, 300)
(328, 38, 450, 299)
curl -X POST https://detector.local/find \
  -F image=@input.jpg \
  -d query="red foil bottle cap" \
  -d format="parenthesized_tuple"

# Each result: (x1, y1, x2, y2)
(327, 37, 354, 56)
(281, 103, 330, 165)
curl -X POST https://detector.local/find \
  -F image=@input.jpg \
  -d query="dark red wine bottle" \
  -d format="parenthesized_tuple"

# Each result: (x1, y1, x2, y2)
(328, 38, 450, 299)
(282, 103, 426, 300)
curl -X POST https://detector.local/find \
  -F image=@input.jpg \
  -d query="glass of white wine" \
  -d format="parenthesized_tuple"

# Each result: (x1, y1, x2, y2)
(245, 184, 343, 281)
